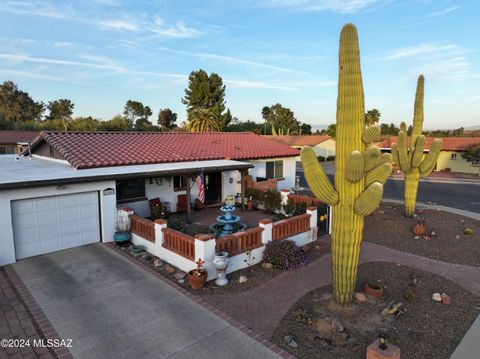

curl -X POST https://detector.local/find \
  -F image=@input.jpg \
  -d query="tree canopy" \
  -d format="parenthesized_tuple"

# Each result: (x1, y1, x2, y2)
(0, 81, 44, 129)
(461, 143, 480, 163)
(47, 99, 75, 131)
(123, 100, 153, 131)
(182, 69, 230, 131)
(365, 108, 381, 126)
(264, 103, 299, 135)
(157, 108, 177, 131)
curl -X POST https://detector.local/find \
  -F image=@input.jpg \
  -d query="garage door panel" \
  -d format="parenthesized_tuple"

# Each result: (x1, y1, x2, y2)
(12, 192, 101, 260)
(12, 200, 36, 214)
(36, 197, 58, 210)
(37, 210, 59, 225)
(12, 212, 37, 229)
(38, 224, 60, 239)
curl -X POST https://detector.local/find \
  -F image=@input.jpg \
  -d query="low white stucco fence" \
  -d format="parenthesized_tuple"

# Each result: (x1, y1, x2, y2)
(118, 206, 320, 281)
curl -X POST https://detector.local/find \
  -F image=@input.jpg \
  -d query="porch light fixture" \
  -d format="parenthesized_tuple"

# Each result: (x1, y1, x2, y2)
(229, 177, 234, 184)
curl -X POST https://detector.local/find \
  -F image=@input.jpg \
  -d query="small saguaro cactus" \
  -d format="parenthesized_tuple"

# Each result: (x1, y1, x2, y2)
(301, 24, 392, 306)
(391, 75, 442, 217)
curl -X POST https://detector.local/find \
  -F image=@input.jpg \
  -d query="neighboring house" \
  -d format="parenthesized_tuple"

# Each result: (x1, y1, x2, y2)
(263, 135, 335, 160)
(0, 130, 39, 155)
(0, 131, 299, 265)
(376, 137, 480, 175)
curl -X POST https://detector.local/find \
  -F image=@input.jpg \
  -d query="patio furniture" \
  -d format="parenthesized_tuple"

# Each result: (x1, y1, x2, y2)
(177, 194, 188, 212)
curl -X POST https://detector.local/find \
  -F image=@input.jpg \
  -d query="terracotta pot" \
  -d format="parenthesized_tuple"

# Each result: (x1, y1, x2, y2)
(247, 200, 254, 210)
(188, 269, 207, 289)
(364, 283, 384, 298)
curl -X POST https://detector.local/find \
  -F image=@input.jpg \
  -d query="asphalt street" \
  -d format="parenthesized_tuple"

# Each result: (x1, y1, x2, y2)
(295, 162, 480, 213)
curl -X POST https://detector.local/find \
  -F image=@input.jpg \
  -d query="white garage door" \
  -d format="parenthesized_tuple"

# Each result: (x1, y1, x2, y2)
(12, 192, 101, 259)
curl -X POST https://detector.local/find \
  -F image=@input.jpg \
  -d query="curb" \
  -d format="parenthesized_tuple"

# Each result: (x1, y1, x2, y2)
(383, 199, 480, 221)
(3, 265, 74, 359)
(106, 243, 295, 359)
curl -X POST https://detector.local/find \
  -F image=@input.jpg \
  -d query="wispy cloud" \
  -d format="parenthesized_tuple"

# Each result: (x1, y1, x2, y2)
(157, 47, 308, 74)
(424, 5, 459, 19)
(150, 17, 203, 38)
(262, 0, 392, 13)
(0, 69, 91, 86)
(381, 42, 471, 81)
(225, 79, 298, 91)
(0, 53, 187, 79)
(383, 43, 464, 61)
(0, 1, 70, 19)
(100, 19, 140, 31)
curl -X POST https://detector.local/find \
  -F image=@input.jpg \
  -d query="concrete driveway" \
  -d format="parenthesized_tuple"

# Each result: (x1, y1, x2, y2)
(13, 244, 281, 359)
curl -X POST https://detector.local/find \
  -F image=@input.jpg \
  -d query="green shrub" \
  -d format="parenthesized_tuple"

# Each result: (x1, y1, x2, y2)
(263, 189, 282, 213)
(263, 240, 308, 270)
(317, 155, 335, 161)
(245, 187, 264, 208)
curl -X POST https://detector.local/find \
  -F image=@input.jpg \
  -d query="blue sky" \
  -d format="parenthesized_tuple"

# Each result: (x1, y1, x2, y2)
(0, 0, 478, 129)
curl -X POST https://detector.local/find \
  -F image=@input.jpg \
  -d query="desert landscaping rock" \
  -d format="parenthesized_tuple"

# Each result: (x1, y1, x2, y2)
(261, 262, 274, 269)
(353, 292, 367, 302)
(165, 265, 176, 273)
(331, 318, 344, 332)
(238, 275, 248, 284)
(441, 293, 452, 305)
(432, 292, 442, 302)
(153, 259, 162, 267)
(174, 271, 186, 280)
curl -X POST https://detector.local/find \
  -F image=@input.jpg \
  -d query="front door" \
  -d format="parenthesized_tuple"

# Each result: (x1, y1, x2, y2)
(204, 172, 222, 204)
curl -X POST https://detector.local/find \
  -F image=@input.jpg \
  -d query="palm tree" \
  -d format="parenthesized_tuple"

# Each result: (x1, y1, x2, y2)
(365, 108, 381, 126)
(187, 109, 220, 132)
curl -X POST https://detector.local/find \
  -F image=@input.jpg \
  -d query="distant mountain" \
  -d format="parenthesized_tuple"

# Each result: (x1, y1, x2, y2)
(310, 124, 328, 132)
(465, 125, 480, 131)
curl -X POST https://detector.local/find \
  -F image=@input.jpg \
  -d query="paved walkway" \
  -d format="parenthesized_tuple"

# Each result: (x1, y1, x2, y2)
(203, 240, 480, 339)
(11, 244, 285, 359)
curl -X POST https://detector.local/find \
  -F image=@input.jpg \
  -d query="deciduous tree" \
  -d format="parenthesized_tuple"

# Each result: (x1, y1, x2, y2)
(157, 108, 177, 131)
(47, 99, 74, 131)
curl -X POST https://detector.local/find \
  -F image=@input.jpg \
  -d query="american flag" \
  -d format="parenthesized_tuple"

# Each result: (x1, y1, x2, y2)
(196, 173, 205, 203)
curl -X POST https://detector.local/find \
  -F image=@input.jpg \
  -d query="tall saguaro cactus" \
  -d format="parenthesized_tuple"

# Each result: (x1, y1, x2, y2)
(391, 75, 442, 217)
(301, 24, 392, 306)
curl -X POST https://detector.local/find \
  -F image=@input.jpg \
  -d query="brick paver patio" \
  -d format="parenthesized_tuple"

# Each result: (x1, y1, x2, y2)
(0, 267, 72, 359)
(202, 238, 480, 338)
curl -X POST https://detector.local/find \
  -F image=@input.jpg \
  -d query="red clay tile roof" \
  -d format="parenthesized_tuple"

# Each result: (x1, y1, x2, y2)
(0, 131, 39, 145)
(31, 131, 300, 169)
(376, 136, 480, 151)
(262, 135, 332, 147)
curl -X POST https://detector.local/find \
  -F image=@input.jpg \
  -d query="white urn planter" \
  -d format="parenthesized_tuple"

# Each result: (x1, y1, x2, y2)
(213, 252, 229, 286)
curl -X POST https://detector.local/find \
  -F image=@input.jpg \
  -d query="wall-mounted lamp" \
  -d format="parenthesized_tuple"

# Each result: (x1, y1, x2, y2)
(229, 177, 234, 184)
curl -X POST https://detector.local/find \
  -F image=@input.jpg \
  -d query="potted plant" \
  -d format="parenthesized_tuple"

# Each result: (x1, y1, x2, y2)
(247, 196, 254, 210)
(114, 211, 131, 246)
(213, 251, 229, 286)
(188, 259, 208, 289)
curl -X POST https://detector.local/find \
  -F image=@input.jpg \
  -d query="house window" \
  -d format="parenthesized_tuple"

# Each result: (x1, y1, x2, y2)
(266, 160, 284, 179)
(0, 146, 15, 155)
(116, 179, 145, 203)
(173, 176, 186, 190)
(451, 153, 457, 160)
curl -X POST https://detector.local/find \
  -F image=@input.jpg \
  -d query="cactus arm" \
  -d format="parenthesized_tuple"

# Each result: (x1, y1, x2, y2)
(419, 139, 442, 177)
(362, 125, 381, 144)
(400, 121, 407, 132)
(363, 147, 382, 172)
(397, 131, 411, 173)
(391, 143, 399, 165)
(365, 162, 393, 186)
(411, 135, 425, 168)
(345, 151, 364, 183)
(354, 182, 383, 216)
(301, 147, 339, 205)
(411, 75, 424, 148)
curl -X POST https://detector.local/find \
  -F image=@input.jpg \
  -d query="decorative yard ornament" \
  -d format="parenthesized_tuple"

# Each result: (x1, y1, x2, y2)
(301, 24, 392, 306)
(391, 75, 443, 217)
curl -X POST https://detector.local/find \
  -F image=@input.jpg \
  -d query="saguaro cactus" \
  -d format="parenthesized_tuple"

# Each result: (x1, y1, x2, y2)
(391, 75, 442, 217)
(301, 24, 392, 306)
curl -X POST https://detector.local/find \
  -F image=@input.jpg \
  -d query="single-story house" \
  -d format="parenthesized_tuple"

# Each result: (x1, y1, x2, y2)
(0, 130, 39, 155)
(376, 136, 480, 175)
(263, 135, 335, 160)
(0, 131, 299, 265)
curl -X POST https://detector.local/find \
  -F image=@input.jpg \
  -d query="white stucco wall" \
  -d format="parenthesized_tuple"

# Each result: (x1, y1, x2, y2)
(0, 180, 116, 266)
(248, 157, 296, 191)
